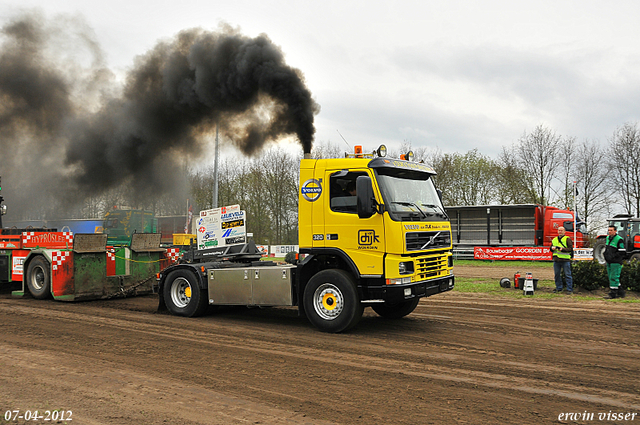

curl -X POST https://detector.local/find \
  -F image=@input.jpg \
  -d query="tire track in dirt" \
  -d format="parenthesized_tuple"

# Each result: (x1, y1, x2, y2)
(2, 299, 638, 412)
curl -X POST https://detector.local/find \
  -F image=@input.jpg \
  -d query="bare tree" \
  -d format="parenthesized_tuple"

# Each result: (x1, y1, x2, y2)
(515, 125, 562, 205)
(494, 145, 537, 204)
(555, 136, 577, 210)
(609, 122, 640, 215)
(574, 139, 609, 234)
(311, 140, 344, 159)
(260, 148, 300, 244)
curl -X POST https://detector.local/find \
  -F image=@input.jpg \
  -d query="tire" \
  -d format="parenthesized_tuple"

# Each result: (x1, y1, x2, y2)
(26, 256, 51, 299)
(372, 298, 420, 319)
(593, 239, 606, 265)
(163, 269, 208, 317)
(303, 269, 363, 333)
(630, 253, 640, 263)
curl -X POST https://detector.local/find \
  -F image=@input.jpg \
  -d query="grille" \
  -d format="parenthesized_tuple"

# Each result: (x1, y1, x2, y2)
(415, 255, 448, 280)
(406, 231, 451, 251)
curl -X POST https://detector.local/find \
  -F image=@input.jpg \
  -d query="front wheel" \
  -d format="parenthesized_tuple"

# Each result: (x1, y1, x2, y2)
(163, 269, 208, 317)
(593, 239, 606, 264)
(303, 269, 363, 333)
(26, 256, 51, 299)
(372, 298, 420, 319)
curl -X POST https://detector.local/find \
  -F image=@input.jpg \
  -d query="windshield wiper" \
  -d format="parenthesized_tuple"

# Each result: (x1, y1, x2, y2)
(420, 203, 449, 219)
(391, 201, 428, 218)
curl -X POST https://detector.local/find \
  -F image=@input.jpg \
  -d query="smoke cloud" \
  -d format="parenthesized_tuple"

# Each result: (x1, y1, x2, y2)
(0, 13, 318, 220)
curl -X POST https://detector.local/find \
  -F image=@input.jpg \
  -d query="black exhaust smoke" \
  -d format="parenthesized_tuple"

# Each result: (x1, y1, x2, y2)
(0, 14, 318, 215)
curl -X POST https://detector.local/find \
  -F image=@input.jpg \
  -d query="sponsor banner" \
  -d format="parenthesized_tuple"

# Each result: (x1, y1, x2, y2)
(21, 232, 74, 249)
(270, 245, 299, 255)
(474, 246, 552, 261)
(474, 246, 595, 261)
(573, 248, 594, 261)
(11, 251, 29, 279)
(255, 245, 269, 257)
(196, 206, 246, 250)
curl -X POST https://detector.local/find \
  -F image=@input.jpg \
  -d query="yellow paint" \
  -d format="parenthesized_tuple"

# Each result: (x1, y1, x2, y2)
(298, 156, 453, 282)
(322, 293, 337, 310)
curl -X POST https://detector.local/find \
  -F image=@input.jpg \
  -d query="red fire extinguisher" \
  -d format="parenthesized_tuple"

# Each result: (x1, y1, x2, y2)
(514, 271, 521, 289)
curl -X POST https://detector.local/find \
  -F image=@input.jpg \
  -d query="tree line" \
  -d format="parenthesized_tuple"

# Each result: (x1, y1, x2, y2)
(10, 122, 640, 244)
(411, 123, 633, 237)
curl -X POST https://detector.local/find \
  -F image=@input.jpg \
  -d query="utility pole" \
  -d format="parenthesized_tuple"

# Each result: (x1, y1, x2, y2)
(0, 176, 4, 228)
(573, 180, 577, 244)
(212, 125, 219, 209)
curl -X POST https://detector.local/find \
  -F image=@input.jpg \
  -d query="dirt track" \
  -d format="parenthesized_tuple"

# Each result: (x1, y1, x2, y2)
(1, 265, 639, 424)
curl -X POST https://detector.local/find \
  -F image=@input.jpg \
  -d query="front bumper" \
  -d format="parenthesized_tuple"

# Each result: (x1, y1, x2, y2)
(362, 274, 455, 304)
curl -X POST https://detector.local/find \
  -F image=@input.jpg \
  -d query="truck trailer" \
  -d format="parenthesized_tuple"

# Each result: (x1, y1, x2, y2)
(0, 230, 166, 300)
(446, 204, 587, 249)
(157, 146, 455, 333)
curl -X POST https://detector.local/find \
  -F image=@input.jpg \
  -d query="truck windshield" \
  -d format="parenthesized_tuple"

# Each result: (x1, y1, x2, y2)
(375, 169, 446, 222)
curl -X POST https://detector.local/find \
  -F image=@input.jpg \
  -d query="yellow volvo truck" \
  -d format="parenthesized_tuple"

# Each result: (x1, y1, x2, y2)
(157, 146, 454, 332)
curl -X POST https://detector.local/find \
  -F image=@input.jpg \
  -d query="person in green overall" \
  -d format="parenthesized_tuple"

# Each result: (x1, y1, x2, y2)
(551, 226, 573, 293)
(603, 225, 626, 299)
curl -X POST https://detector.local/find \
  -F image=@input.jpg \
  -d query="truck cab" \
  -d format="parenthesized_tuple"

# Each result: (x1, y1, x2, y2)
(297, 147, 454, 330)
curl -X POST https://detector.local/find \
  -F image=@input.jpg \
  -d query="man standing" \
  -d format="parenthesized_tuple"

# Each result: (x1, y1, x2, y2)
(551, 226, 573, 294)
(604, 225, 626, 299)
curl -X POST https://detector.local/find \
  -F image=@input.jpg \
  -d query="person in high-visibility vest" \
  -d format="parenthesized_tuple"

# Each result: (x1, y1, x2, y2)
(603, 225, 626, 299)
(550, 226, 573, 294)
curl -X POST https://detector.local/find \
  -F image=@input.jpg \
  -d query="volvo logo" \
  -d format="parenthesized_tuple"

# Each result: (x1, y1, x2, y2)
(421, 231, 440, 249)
(301, 178, 322, 202)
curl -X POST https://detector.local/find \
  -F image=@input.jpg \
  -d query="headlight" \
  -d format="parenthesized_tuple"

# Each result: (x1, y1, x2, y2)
(399, 261, 414, 274)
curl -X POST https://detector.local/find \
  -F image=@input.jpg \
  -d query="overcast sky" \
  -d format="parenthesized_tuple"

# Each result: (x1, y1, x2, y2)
(3, 0, 640, 158)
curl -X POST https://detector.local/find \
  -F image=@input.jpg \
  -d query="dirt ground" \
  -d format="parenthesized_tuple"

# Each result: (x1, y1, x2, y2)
(1, 264, 639, 424)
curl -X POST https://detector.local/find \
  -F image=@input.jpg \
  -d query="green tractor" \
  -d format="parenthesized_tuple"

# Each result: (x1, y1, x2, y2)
(593, 214, 640, 264)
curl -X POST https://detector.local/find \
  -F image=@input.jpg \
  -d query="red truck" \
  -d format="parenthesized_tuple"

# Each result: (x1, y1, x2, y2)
(445, 204, 587, 259)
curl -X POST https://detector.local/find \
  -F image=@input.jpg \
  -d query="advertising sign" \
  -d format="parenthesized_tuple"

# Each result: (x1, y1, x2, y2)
(255, 245, 269, 257)
(573, 248, 594, 261)
(474, 246, 594, 261)
(270, 245, 299, 256)
(196, 205, 246, 250)
(474, 246, 552, 261)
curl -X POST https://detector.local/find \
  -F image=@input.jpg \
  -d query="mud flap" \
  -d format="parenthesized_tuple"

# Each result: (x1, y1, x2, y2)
(157, 281, 167, 311)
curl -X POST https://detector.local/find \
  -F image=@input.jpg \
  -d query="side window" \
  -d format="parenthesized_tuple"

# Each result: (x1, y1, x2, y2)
(330, 171, 367, 214)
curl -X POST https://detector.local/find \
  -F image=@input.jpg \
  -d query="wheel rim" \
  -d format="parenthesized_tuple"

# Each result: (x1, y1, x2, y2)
(30, 265, 46, 291)
(313, 283, 344, 320)
(170, 277, 192, 308)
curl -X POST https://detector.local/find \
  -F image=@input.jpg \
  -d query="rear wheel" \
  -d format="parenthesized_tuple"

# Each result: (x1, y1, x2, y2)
(26, 256, 51, 299)
(372, 298, 420, 319)
(303, 269, 363, 333)
(163, 269, 208, 317)
(593, 239, 606, 264)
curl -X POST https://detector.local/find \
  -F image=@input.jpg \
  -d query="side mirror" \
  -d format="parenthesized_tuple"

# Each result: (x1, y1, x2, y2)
(356, 176, 376, 219)
(437, 189, 443, 204)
